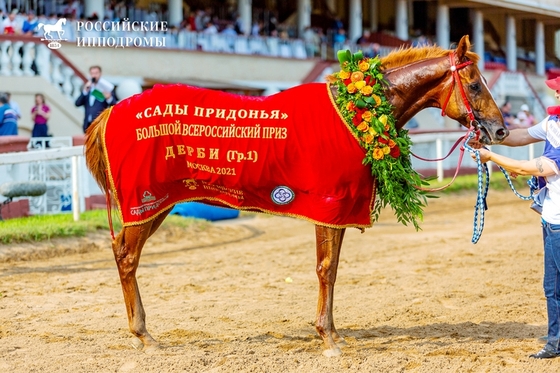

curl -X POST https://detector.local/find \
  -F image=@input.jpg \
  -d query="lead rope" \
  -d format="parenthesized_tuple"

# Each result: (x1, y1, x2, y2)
(463, 131, 490, 244)
(497, 166, 538, 201)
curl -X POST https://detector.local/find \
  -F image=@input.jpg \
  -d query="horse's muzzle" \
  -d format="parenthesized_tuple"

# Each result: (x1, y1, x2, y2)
(477, 121, 509, 145)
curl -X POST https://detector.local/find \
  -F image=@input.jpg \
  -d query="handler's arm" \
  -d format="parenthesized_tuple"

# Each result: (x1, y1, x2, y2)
(500, 128, 541, 147)
(478, 148, 557, 177)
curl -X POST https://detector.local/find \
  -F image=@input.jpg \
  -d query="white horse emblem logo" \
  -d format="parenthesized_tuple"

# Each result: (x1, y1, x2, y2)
(38, 18, 67, 40)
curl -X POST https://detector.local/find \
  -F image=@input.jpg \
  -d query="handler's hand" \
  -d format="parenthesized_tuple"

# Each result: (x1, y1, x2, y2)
(467, 138, 484, 149)
(471, 148, 492, 163)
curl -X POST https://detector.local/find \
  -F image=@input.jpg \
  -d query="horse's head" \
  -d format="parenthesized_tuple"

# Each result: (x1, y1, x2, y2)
(441, 35, 508, 145)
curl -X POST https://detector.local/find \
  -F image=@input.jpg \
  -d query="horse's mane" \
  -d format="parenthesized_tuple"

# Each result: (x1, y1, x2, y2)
(380, 44, 480, 70)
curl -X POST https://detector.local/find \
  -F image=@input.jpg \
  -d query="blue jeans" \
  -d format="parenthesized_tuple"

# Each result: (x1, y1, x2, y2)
(542, 220, 560, 353)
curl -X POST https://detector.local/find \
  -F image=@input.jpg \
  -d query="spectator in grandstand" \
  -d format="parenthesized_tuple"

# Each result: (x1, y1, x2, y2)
(6, 92, 21, 120)
(500, 101, 519, 129)
(22, 10, 38, 36)
(75, 66, 116, 133)
(517, 104, 536, 127)
(31, 93, 50, 138)
(364, 42, 381, 58)
(221, 23, 237, 36)
(2, 9, 19, 34)
(202, 20, 218, 34)
(333, 28, 347, 46)
(0, 93, 18, 136)
(356, 29, 371, 45)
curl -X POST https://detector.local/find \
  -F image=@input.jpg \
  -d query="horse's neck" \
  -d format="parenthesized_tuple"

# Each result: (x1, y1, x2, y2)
(383, 56, 449, 128)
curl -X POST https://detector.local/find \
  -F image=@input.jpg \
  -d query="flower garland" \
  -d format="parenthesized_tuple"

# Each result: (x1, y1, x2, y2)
(328, 50, 426, 230)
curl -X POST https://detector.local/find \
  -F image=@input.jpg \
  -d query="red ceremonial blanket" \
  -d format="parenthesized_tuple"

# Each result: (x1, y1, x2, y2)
(103, 83, 375, 228)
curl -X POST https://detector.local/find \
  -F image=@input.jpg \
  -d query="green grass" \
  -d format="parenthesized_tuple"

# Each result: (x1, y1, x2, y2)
(0, 209, 198, 244)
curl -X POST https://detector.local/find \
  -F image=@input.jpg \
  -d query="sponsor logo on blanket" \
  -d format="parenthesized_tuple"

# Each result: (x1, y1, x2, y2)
(131, 192, 169, 215)
(271, 186, 295, 205)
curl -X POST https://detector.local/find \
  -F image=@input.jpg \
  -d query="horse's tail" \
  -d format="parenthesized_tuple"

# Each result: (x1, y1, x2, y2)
(84, 108, 112, 196)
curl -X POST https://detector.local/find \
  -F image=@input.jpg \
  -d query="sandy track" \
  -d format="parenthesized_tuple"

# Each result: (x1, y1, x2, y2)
(0, 191, 557, 372)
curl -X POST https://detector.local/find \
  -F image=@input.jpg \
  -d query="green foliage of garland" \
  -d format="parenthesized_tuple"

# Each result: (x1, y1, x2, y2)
(329, 50, 427, 230)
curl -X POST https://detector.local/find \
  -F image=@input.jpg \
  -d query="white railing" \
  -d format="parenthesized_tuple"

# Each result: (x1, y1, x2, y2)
(0, 38, 84, 102)
(0, 142, 98, 221)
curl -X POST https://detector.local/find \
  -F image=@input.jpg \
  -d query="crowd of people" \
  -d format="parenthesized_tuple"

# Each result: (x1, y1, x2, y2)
(0, 89, 52, 140)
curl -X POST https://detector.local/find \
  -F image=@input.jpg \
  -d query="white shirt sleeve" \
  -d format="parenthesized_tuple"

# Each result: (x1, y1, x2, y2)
(527, 115, 549, 140)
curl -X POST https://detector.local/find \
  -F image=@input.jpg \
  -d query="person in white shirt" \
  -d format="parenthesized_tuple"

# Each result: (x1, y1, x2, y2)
(472, 76, 560, 359)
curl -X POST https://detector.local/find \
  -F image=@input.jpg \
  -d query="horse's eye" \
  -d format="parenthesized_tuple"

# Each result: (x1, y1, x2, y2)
(469, 82, 481, 93)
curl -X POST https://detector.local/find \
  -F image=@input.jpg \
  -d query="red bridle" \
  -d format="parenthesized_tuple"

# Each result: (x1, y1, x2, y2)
(440, 51, 476, 125)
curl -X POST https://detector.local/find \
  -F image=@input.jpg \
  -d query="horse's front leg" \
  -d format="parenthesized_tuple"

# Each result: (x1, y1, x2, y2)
(112, 212, 169, 352)
(315, 225, 346, 357)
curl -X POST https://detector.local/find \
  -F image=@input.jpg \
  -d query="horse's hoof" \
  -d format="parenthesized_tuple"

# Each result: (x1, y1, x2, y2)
(130, 338, 143, 350)
(336, 339, 348, 348)
(143, 344, 161, 354)
(322, 347, 342, 357)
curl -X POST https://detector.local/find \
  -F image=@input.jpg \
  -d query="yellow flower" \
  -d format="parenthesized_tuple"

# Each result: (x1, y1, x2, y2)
(368, 127, 378, 136)
(379, 114, 388, 126)
(347, 83, 357, 93)
(358, 61, 370, 72)
(373, 148, 385, 160)
(362, 111, 373, 122)
(351, 71, 364, 82)
(372, 94, 382, 107)
(360, 85, 373, 96)
(357, 122, 369, 132)
(364, 134, 374, 144)
(382, 145, 391, 155)
(339, 70, 351, 79)
(354, 80, 366, 90)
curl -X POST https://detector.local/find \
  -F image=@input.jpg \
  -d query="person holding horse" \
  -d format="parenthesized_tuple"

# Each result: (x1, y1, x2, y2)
(472, 76, 560, 359)
(75, 66, 116, 133)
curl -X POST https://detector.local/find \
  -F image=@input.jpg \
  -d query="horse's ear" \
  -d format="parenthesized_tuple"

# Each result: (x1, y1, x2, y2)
(456, 35, 471, 60)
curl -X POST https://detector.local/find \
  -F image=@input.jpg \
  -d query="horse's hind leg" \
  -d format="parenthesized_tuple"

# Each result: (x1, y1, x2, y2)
(112, 212, 169, 351)
(315, 225, 346, 357)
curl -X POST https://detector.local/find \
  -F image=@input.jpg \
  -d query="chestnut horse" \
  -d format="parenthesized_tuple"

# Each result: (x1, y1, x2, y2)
(84, 35, 508, 357)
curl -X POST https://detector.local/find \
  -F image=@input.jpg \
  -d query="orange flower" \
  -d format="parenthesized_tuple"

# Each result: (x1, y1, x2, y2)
(358, 61, 370, 72)
(373, 147, 385, 160)
(372, 94, 382, 107)
(326, 74, 338, 83)
(364, 134, 374, 144)
(339, 70, 351, 79)
(362, 111, 373, 122)
(347, 83, 357, 93)
(388, 139, 396, 148)
(346, 101, 356, 111)
(360, 85, 373, 96)
(357, 122, 369, 132)
(351, 71, 364, 82)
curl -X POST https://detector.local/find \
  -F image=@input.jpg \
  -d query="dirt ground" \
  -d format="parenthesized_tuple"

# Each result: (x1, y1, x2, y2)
(0, 191, 558, 372)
